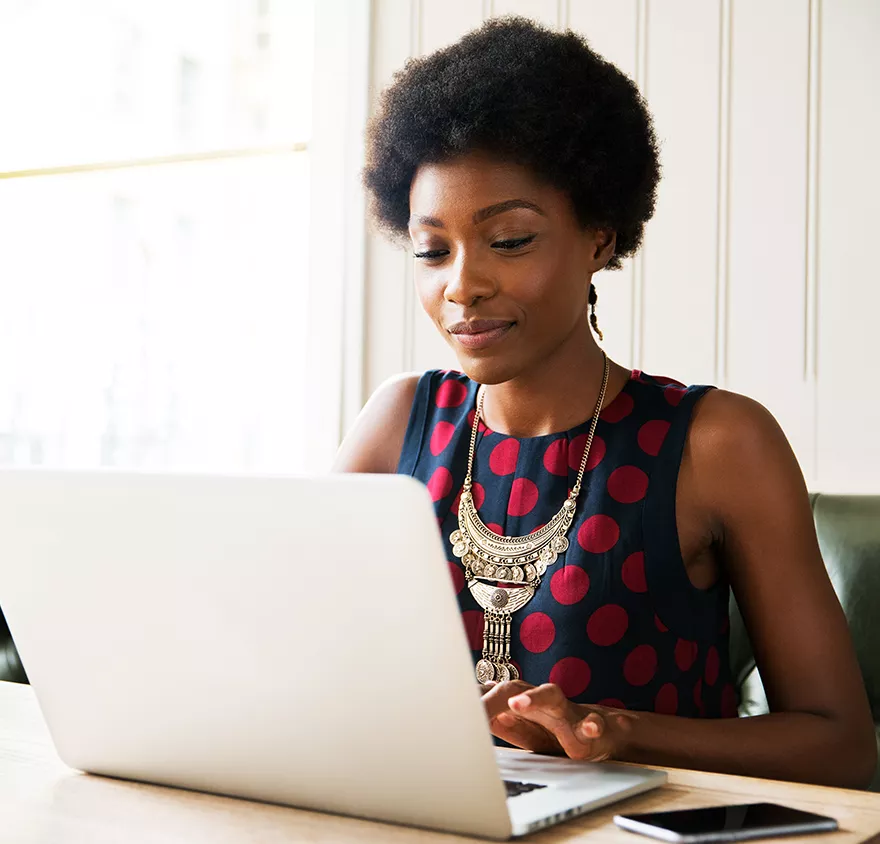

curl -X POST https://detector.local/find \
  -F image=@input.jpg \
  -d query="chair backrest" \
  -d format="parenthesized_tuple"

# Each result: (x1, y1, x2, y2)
(729, 493, 880, 791)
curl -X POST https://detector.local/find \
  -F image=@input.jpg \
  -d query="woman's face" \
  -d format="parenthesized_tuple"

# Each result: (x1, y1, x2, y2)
(408, 151, 613, 385)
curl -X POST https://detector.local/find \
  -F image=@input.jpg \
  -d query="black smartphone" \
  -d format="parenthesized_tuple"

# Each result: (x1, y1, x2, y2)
(613, 802, 838, 843)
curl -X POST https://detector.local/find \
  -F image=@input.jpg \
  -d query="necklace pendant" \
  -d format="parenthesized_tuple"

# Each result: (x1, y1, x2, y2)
(538, 545, 557, 566)
(493, 662, 511, 683)
(476, 658, 495, 684)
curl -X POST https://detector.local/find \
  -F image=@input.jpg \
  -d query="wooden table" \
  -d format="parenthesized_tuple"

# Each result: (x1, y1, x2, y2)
(2, 681, 878, 843)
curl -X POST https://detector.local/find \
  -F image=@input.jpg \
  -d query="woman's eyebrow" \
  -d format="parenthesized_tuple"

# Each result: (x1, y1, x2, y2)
(408, 198, 547, 230)
(408, 214, 444, 228)
(473, 199, 546, 223)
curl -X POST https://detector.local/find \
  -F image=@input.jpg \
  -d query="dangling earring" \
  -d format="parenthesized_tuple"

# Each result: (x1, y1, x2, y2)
(589, 283, 604, 341)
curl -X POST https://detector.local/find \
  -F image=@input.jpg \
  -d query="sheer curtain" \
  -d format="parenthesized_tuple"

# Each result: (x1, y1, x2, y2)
(0, 0, 325, 473)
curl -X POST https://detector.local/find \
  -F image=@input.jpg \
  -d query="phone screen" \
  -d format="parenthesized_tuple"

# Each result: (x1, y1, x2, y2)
(614, 802, 837, 842)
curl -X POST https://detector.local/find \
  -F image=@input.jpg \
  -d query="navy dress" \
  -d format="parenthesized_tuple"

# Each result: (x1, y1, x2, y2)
(397, 369, 737, 718)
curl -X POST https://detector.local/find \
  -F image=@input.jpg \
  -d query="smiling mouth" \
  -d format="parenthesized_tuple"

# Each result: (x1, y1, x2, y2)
(447, 320, 516, 351)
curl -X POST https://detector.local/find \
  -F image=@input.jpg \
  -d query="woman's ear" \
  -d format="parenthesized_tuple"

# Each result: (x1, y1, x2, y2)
(590, 228, 617, 271)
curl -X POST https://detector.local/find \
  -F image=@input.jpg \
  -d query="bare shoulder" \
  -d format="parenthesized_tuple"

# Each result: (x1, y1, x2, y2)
(688, 388, 791, 460)
(332, 372, 422, 474)
(683, 387, 811, 531)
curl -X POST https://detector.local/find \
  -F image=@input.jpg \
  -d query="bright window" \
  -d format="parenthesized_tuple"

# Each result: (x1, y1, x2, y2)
(0, 0, 321, 472)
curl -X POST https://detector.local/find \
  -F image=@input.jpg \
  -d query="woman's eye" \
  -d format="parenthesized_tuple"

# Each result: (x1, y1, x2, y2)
(413, 248, 449, 260)
(492, 235, 536, 251)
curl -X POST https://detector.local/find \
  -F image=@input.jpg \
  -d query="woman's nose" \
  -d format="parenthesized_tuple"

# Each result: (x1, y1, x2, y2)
(443, 254, 496, 306)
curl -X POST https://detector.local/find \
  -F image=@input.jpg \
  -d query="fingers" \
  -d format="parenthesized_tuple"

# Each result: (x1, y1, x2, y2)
(489, 714, 560, 755)
(482, 679, 535, 720)
(508, 683, 573, 718)
(482, 681, 626, 761)
(506, 686, 614, 761)
(575, 711, 605, 741)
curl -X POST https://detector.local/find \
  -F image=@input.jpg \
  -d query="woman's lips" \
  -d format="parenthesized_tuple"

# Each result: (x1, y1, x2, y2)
(447, 320, 515, 351)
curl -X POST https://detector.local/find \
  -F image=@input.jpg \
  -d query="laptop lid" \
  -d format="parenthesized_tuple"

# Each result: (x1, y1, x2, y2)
(0, 470, 512, 839)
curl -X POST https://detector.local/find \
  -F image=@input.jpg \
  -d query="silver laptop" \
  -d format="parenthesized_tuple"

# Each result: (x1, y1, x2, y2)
(0, 470, 665, 839)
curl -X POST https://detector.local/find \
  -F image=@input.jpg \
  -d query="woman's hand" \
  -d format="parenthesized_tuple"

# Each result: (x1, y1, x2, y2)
(481, 680, 637, 762)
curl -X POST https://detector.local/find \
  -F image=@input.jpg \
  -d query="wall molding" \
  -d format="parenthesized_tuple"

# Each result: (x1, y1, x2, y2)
(805, 0, 821, 382)
(714, 0, 732, 385)
(631, 0, 648, 368)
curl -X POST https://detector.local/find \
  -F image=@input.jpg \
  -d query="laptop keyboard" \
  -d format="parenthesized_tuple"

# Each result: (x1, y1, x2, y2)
(503, 780, 548, 798)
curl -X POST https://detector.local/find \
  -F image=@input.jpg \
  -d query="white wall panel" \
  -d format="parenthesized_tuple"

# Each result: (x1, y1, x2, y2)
(725, 0, 815, 482)
(419, 0, 484, 56)
(567, 0, 638, 74)
(489, 0, 559, 27)
(816, 0, 880, 491)
(568, 0, 639, 370)
(364, 0, 416, 391)
(640, 0, 720, 385)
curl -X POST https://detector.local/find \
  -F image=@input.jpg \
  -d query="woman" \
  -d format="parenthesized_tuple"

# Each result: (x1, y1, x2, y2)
(335, 18, 876, 787)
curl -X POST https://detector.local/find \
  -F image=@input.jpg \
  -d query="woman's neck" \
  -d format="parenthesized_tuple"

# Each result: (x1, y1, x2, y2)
(477, 326, 631, 438)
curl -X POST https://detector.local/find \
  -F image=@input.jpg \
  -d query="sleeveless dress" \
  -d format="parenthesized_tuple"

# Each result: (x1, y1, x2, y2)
(397, 369, 738, 719)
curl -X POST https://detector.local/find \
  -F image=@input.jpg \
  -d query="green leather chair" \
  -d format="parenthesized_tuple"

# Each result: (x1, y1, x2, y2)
(2, 494, 877, 787)
(730, 494, 880, 792)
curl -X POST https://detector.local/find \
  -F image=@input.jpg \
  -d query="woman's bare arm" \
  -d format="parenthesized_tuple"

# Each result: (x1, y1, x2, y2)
(612, 390, 876, 787)
(332, 374, 421, 474)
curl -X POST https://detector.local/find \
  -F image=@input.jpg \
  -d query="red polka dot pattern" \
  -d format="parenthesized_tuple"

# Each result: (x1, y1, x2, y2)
(587, 604, 629, 646)
(654, 683, 678, 715)
(550, 566, 590, 605)
(450, 482, 485, 515)
(520, 612, 556, 653)
(624, 645, 658, 686)
(429, 421, 455, 456)
(637, 420, 671, 456)
(568, 433, 606, 472)
(705, 646, 720, 686)
(601, 391, 634, 423)
(607, 465, 649, 504)
(507, 477, 539, 517)
(427, 467, 453, 502)
(462, 610, 484, 651)
(664, 385, 686, 406)
(675, 639, 698, 672)
(549, 657, 591, 698)
(417, 372, 733, 717)
(621, 552, 648, 593)
(448, 562, 464, 595)
(490, 438, 520, 476)
(577, 515, 620, 554)
(435, 379, 467, 408)
(543, 439, 569, 476)
(720, 683, 738, 718)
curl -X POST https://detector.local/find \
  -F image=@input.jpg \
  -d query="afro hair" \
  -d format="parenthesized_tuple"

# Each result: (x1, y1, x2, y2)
(363, 16, 661, 270)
